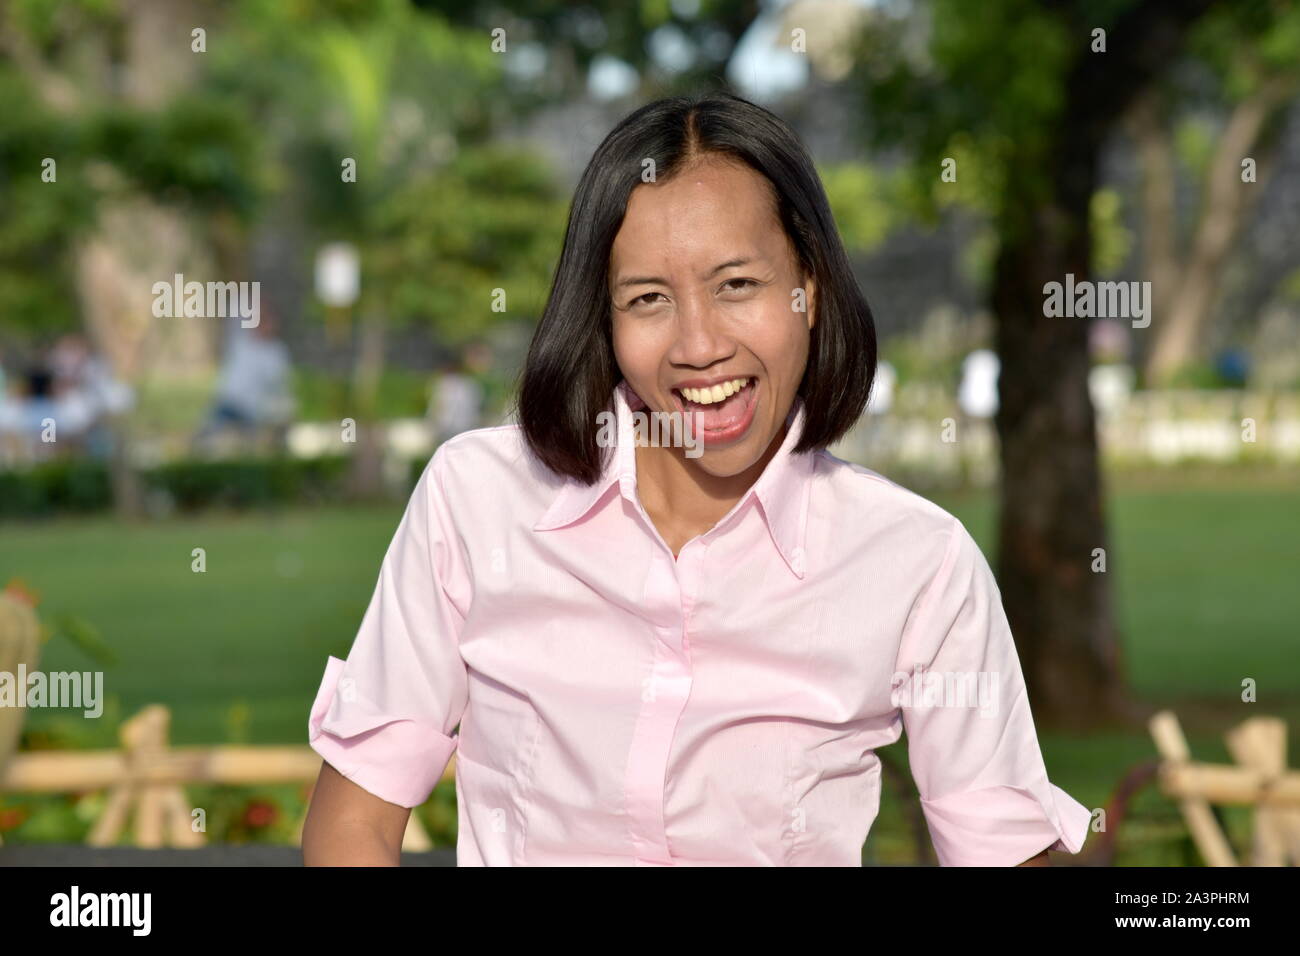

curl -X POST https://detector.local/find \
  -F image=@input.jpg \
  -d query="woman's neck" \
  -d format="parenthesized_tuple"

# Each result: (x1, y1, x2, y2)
(633, 421, 788, 557)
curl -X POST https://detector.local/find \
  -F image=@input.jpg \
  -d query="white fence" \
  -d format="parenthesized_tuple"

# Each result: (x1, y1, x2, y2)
(830, 389, 1300, 485)
(269, 390, 1300, 491)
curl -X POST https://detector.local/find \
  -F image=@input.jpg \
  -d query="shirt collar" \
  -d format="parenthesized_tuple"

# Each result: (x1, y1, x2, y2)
(533, 379, 815, 579)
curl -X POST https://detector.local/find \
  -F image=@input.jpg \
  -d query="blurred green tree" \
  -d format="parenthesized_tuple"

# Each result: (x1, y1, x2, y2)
(0, 0, 569, 500)
(206, 0, 566, 494)
(0, 0, 268, 515)
(0, 70, 93, 337)
(849, 0, 1278, 727)
(1130, 3, 1300, 385)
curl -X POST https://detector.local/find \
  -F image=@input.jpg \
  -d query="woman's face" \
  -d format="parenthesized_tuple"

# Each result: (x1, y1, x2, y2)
(609, 156, 815, 479)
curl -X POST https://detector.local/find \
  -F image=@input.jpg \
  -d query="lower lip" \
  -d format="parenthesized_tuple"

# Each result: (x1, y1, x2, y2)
(672, 379, 760, 449)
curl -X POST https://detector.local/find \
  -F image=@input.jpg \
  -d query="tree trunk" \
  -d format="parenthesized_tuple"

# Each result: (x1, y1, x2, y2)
(990, 0, 1217, 730)
(991, 188, 1131, 731)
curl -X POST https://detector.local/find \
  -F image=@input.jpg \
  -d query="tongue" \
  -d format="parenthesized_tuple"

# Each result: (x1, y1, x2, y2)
(686, 388, 747, 433)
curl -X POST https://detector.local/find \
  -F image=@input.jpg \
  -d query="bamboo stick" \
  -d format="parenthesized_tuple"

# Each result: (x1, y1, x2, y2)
(1, 747, 458, 790)
(1224, 718, 1288, 865)
(87, 783, 133, 847)
(1149, 710, 1237, 866)
(1158, 762, 1300, 804)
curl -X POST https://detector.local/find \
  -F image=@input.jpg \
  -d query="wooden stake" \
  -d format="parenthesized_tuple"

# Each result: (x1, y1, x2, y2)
(1149, 710, 1237, 866)
(1225, 717, 1295, 865)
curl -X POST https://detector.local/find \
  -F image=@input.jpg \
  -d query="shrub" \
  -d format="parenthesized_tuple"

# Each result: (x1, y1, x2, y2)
(0, 455, 352, 520)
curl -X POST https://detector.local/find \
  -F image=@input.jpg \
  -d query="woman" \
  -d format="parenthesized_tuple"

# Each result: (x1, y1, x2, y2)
(302, 92, 1090, 867)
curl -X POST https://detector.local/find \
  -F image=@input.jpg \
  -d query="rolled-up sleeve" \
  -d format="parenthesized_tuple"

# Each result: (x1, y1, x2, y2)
(894, 517, 1092, 866)
(307, 446, 471, 808)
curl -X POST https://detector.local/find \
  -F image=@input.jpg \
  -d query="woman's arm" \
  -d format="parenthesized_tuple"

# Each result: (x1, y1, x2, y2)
(302, 761, 411, 866)
(303, 450, 473, 865)
(895, 519, 1093, 865)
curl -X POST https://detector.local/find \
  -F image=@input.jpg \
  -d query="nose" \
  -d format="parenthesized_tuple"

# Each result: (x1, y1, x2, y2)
(665, 292, 735, 370)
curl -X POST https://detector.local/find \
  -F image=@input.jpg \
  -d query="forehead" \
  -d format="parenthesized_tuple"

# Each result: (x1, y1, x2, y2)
(611, 157, 785, 269)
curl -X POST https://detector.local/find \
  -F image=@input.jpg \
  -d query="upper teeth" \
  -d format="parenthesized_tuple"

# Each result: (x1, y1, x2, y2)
(678, 378, 751, 405)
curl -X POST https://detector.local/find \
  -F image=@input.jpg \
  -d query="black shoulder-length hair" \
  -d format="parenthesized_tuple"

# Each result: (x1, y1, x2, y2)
(518, 90, 876, 484)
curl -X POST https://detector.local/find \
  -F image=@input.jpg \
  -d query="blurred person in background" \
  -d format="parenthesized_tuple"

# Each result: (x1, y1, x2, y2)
(463, 340, 512, 424)
(426, 349, 484, 444)
(957, 349, 999, 419)
(49, 333, 133, 459)
(1088, 319, 1134, 417)
(0, 348, 11, 465)
(194, 310, 296, 455)
(8, 364, 58, 463)
(866, 359, 895, 417)
(1214, 348, 1250, 387)
(0, 338, 133, 464)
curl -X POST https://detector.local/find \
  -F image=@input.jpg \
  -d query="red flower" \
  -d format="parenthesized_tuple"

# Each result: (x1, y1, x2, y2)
(2, 577, 40, 607)
(242, 800, 278, 829)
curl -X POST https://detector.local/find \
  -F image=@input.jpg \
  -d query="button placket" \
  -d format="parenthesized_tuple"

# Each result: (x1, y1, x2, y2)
(624, 545, 693, 864)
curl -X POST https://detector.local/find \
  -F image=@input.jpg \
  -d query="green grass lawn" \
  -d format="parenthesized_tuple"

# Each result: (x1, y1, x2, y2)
(2, 473, 1297, 861)
(932, 479, 1300, 699)
(2, 504, 402, 748)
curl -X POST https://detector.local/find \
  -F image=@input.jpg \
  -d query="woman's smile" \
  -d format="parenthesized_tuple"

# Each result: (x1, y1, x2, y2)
(668, 375, 760, 448)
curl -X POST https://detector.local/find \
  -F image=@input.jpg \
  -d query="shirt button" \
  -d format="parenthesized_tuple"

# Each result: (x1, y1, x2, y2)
(790, 547, 805, 574)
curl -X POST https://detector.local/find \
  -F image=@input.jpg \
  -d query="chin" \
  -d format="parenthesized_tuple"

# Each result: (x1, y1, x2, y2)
(685, 433, 767, 477)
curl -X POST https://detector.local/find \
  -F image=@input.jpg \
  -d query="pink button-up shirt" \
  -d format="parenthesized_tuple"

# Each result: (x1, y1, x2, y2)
(308, 380, 1091, 865)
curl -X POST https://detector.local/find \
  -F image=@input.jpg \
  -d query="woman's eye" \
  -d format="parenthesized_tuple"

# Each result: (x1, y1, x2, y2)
(720, 278, 758, 293)
(632, 292, 666, 307)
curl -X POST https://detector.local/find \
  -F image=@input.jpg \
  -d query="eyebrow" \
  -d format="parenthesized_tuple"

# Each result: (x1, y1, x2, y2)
(614, 257, 755, 290)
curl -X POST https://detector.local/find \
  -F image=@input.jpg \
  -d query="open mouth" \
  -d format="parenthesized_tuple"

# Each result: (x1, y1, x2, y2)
(670, 376, 759, 446)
